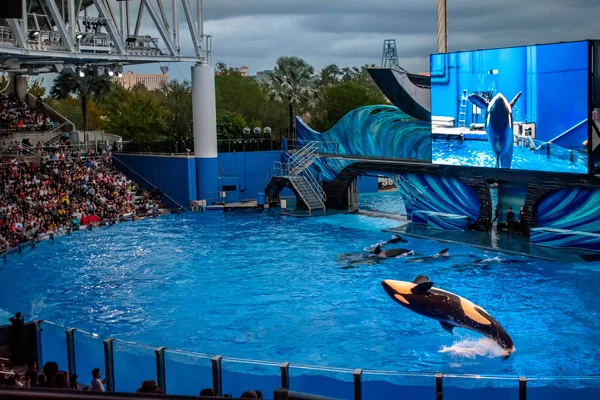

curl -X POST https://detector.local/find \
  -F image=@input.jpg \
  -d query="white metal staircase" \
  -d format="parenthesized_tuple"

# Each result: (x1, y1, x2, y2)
(269, 141, 326, 213)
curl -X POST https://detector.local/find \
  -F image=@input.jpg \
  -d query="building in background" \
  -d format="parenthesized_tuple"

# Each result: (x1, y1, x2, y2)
(239, 66, 249, 77)
(113, 71, 168, 91)
(254, 70, 272, 83)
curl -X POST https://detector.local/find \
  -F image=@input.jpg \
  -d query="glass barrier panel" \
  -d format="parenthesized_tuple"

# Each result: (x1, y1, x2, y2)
(527, 377, 600, 400)
(164, 349, 213, 396)
(74, 330, 106, 389)
(113, 340, 157, 393)
(289, 365, 354, 400)
(362, 371, 434, 400)
(443, 374, 518, 400)
(222, 358, 281, 399)
(40, 321, 68, 371)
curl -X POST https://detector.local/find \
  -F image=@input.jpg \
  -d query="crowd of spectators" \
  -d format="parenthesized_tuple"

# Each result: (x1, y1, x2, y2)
(0, 149, 166, 251)
(1, 361, 263, 399)
(0, 93, 57, 133)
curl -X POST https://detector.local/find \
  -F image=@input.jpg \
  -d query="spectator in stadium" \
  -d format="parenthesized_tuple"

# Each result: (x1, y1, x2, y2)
(90, 368, 107, 392)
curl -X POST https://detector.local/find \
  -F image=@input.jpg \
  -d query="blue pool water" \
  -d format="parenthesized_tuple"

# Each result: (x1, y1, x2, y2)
(432, 139, 588, 173)
(1, 209, 599, 396)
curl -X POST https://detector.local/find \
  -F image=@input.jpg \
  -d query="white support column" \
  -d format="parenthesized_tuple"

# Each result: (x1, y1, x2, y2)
(192, 62, 218, 202)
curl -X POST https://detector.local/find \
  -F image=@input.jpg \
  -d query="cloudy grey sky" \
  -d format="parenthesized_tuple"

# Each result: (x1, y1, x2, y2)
(127, 0, 600, 79)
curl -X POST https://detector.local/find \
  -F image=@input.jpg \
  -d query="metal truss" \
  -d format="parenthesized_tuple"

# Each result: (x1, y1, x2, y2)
(0, 0, 212, 74)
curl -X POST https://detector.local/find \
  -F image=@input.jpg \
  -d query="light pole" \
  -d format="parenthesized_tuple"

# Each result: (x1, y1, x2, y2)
(437, 0, 448, 53)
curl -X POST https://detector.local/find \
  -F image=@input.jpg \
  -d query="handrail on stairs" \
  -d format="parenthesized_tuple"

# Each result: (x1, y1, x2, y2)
(112, 155, 186, 211)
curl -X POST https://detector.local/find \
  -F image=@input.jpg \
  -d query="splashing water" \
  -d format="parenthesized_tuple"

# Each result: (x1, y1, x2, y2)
(439, 337, 511, 359)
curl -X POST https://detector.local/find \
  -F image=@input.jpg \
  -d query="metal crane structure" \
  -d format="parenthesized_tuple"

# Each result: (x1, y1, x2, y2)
(0, 0, 212, 75)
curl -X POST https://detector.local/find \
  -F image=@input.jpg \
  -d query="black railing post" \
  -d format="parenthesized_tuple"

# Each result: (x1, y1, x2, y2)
(274, 388, 289, 400)
(34, 320, 43, 367)
(103, 339, 115, 392)
(436, 373, 443, 400)
(519, 376, 527, 400)
(280, 362, 290, 390)
(353, 368, 362, 400)
(66, 328, 76, 379)
(212, 355, 223, 396)
(155, 346, 166, 393)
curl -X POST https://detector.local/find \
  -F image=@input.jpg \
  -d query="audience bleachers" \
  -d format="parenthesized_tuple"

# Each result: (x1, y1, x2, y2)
(0, 151, 167, 252)
(0, 94, 58, 134)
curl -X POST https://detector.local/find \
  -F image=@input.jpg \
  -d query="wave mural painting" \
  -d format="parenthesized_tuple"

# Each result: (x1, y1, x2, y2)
(295, 105, 431, 182)
(535, 188, 600, 233)
(296, 105, 432, 160)
(396, 173, 481, 225)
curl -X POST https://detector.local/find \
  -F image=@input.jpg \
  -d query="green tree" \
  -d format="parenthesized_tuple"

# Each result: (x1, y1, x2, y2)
(161, 80, 193, 151)
(102, 83, 167, 146)
(45, 96, 104, 130)
(318, 64, 342, 88)
(217, 111, 248, 139)
(28, 77, 46, 98)
(50, 71, 111, 132)
(311, 82, 384, 131)
(266, 56, 319, 137)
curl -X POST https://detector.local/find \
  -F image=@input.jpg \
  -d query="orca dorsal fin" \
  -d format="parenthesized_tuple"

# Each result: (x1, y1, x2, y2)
(440, 321, 455, 335)
(411, 281, 434, 294)
(510, 91, 523, 108)
(468, 93, 489, 111)
(374, 244, 382, 255)
(413, 275, 430, 284)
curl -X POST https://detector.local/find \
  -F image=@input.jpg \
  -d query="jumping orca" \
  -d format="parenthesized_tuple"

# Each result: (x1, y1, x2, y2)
(373, 244, 413, 258)
(382, 276, 515, 358)
(468, 92, 522, 169)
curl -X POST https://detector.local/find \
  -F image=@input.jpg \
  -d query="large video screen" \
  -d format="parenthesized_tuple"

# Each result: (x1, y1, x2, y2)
(430, 41, 589, 173)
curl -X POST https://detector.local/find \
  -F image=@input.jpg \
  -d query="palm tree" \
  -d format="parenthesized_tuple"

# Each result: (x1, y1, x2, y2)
(266, 57, 319, 140)
(50, 70, 111, 136)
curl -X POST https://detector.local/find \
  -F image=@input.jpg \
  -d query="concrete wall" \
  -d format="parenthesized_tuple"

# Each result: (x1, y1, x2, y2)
(113, 154, 197, 209)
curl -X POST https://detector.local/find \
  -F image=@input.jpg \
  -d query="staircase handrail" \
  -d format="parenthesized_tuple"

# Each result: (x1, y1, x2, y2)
(302, 168, 327, 203)
(112, 155, 186, 211)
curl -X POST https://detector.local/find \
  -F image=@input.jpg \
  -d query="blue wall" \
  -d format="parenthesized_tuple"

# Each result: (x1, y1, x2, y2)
(218, 151, 283, 203)
(536, 188, 600, 233)
(114, 154, 196, 209)
(431, 41, 589, 149)
(115, 151, 379, 208)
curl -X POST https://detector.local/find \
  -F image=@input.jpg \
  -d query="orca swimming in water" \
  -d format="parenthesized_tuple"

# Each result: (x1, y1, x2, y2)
(406, 248, 450, 263)
(468, 91, 522, 169)
(373, 244, 414, 258)
(386, 235, 408, 244)
(382, 275, 515, 358)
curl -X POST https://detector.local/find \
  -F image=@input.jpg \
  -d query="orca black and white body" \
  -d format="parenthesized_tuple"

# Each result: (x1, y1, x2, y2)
(386, 235, 408, 245)
(468, 92, 522, 169)
(373, 244, 413, 258)
(406, 248, 450, 263)
(382, 276, 515, 358)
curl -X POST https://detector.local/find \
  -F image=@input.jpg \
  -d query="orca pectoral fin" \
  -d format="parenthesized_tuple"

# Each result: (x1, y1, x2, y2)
(440, 321, 455, 335)
(411, 281, 434, 294)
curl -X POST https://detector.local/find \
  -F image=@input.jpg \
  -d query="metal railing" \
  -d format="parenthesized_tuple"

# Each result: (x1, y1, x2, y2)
(0, 318, 579, 400)
(217, 138, 284, 153)
(111, 155, 186, 211)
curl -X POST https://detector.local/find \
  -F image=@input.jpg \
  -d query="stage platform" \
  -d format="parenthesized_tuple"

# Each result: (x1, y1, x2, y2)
(383, 222, 594, 263)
